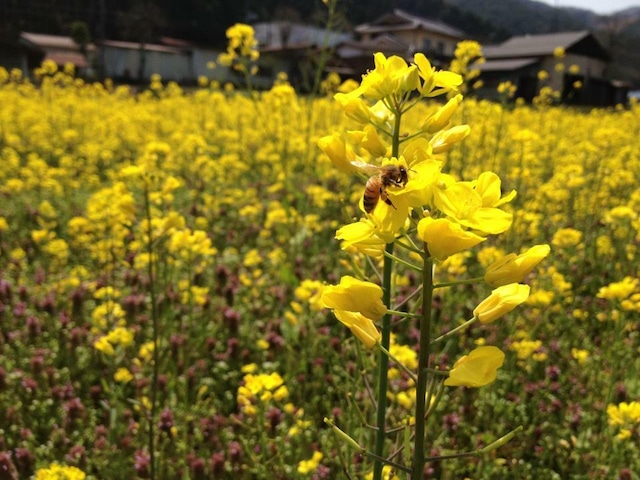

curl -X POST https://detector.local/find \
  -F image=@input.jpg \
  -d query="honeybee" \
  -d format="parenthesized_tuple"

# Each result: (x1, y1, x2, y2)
(351, 160, 409, 213)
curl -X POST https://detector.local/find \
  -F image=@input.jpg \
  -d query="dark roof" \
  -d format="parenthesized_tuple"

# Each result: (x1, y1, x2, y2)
(356, 9, 466, 39)
(19, 32, 94, 68)
(336, 34, 409, 59)
(20, 32, 95, 52)
(483, 31, 609, 61)
(475, 57, 539, 72)
(101, 39, 186, 53)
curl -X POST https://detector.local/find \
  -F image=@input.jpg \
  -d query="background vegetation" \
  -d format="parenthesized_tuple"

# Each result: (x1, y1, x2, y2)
(0, 58, 639, 478)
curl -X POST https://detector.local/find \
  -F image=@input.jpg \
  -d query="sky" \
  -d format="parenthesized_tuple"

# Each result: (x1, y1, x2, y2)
(537, 0, 640, 14)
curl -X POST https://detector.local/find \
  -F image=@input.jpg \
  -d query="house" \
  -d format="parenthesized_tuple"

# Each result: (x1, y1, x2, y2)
(252, 22, 352, 90)
(477, 31, 627, 106)
(331, 8, 466, 76)
(100, 39, 193, 83)
(18, 32, 95, 75)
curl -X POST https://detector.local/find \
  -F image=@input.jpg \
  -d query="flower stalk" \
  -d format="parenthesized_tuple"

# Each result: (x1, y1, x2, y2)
(372, 229, 395, 480)
(412, 245, 434, 478)
(319, 49, 541, 479)
(373, 94, 404, 480)
(142, 183, 159, 480)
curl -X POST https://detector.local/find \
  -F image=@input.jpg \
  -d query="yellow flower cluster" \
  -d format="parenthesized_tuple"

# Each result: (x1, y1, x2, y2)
(319, 51, 549, 394)
(34, 463, 86, 480)
(93, 326, 135, 355)
(607, 401, 640, 440)
(297, 451, 323, 474)
(217, 23, 260, 73)
(237, 369, 289, 415)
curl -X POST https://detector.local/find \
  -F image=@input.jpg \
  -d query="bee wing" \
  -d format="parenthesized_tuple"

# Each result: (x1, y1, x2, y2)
(351, 160, 382, 176)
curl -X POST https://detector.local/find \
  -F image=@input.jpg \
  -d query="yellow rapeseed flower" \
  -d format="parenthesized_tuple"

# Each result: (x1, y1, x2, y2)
(114, 367, 134, 383)
(321, 276, 388, 321)
(597, 276, 638, 301)
(35, 463, 86, 480)
(607, 401, 640, 426)
(417, 216, 486, 261)
(444, 346, 505, 388)
(333, 310, 381, 349)
(484, 244, 550, 287)
(297, 451, 323, 474)
(474, 284, 530, 323)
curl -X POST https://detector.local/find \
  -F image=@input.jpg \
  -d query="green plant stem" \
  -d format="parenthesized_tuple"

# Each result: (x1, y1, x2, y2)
(386, 309, 421, 318)
(412, 246, 434, 479)
(376, 343, 417, 384)
(373, 97, 404, 480)
(431, 317, 477, 344)
(433, 276, 483, 289)
(382, 250, 423, 272)
(143, 185, 159, 480)
(372, 243, 394, 480)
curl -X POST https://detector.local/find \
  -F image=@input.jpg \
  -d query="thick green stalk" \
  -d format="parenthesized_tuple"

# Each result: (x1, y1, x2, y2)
(373, 99, 403, 480)
(143, 185, 159, 480)
(372, 244, 394, 480)
(412, 248, 434, 479)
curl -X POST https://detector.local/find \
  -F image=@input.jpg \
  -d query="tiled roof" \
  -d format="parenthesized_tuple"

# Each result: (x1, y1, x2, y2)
(475, 57, 539, 72)
(356, 9, 466, 39)
(20, 32, 95, 51)
(483, 31, 591, 58)
(101, 40, 186, 53)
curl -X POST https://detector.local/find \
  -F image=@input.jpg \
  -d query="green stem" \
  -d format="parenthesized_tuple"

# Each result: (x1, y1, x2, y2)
(394, 238, 424, 256)
(392, 284, 423, 311)
(377, 343, 418, 384)
(383, 251, 423, 273)
(372, 242, 394, 480)
(386, 309, 421, 318)
(431, 317, 477, 344)
(412, 245, 434, 479)
(373, 97, 403, 480)
(433, 276, 483, 289)
(143, 185, 159, 480)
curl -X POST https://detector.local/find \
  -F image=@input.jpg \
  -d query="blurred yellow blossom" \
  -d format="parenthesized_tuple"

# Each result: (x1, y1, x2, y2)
(597, 277, 638, 301)
(297, 451, 323, 474)
(35, 464, 86, 480)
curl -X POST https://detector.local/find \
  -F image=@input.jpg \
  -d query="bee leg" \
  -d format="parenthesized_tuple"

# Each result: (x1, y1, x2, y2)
(380, 191, 397, 210)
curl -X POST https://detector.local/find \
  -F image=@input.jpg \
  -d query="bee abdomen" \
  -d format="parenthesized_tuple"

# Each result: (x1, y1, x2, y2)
(363, 177, 382, 213)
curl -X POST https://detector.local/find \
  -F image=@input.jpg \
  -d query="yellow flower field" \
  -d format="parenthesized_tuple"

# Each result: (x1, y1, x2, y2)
(0, 54, 639, 479)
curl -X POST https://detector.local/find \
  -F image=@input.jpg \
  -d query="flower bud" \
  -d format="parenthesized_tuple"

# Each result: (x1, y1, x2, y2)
(324, 417, 363, 451)
(334, 93, 372, 124)
(418, 216, 485, 260)
(473, 283, 530, 324)
(430, 125, 471, 154)
(348, 125, 387, 158)
(321, 276, 387, 321)
(334, 310, 380, 349)
(317, 133, 357, 174)
(484, 245, 550, 287)
(444, 346, 505, 388)
(422, 94, 463, 134)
